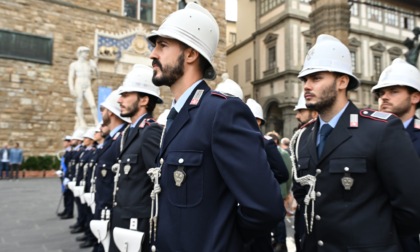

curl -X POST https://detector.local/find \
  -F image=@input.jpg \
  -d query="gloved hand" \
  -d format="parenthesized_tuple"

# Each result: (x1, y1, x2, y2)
(55, 170, 63, 177)
(63, 177, 70, 187)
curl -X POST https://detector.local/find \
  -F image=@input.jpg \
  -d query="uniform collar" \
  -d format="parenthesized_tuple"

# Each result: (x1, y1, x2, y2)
(172, 80, 202, 113)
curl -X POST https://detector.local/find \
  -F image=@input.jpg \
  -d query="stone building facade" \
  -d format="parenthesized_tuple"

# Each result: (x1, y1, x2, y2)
(227, 0, 420, 138)
(0, 0, 226, 156)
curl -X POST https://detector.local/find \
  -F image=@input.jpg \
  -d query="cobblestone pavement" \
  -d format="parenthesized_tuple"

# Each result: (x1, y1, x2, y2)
(0, 177, 296, 252)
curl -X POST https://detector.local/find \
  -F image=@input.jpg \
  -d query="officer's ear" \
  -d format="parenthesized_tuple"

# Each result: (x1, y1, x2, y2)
(336, 74, 350, 91)
(411, 91, 420, 106)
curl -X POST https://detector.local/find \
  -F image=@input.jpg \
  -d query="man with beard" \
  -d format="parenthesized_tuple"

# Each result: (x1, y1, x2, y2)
(290, 34, 420, 252)
(371, 58, 420, 252)
(146, 3, 284, 252)
(294, 92, 318, 129)
(110, 64, 163, 252)
(89, 90, 130, 252)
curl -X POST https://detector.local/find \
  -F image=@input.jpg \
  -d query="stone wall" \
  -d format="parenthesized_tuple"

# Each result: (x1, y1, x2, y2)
(0, 0, 226, 156)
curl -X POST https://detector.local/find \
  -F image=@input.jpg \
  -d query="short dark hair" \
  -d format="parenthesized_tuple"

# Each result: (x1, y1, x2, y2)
(138, 93, 157, 116)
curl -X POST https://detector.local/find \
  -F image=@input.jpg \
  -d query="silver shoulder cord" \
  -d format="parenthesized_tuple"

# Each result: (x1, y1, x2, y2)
(290, 126, 318, 234)
(112, 125, 130, 207)
(147, 123, 166, 252)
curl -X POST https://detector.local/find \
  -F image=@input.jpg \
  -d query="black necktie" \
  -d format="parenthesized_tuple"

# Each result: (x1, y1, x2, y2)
(317, 124, 333, 158)
(165, 108, 178, 133)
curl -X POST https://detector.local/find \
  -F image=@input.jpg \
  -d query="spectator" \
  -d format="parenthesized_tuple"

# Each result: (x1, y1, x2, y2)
(9, 142, 24, 180)
(0, 143, 11, 179)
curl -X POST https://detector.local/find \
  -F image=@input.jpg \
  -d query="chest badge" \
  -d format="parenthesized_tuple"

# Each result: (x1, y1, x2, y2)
(174, 158, 186, 187)
(123, 164, 131, 175)
(101, 169, 107, 177)
(341, 167, 354, 190)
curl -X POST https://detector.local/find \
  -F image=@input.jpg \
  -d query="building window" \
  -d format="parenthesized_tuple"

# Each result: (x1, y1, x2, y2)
(229, 32, 237, 44)
(367, 1, 382, 22)
(123, 0, 154, 23)
(246, 58, 251, 82)
(268, 46, 276, 70)
(401, 15, 414, 30)
(260, 0, 284, 16)
(384, 10, 398, 26)
(374, 55, 382, 79)
(350, 3, 359, 16)
(233, 64, 239, 83)
(350, 51, 357, 73)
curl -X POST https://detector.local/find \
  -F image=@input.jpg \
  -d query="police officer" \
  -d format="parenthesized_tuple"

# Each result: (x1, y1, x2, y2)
(371, 58, 420, 252)
(292, 92, 318, 252)
(294, 92, 318, 129)
(57, 135, 72, 217)
(110, 64, 163, 252)
(147, 3, 283, 251)
(91, 90, 130, 252)
(74, 128, 97, 248)
(291, 34, 420, 251)
(62, 129, 85, 221)
(245, 98, 289, 252)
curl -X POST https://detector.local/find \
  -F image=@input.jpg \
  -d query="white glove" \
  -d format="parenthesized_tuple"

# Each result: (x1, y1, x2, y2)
(63, 177, 70, 187)
(56, 170, 63, 177)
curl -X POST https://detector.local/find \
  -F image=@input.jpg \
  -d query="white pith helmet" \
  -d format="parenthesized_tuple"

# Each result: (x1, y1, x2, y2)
(118, 64, 163, 103)
(298, 34, 360, 90)
(215, 73, 244, 100)
(71, 129, 85, 141)
(246, 98, 265, 125)
(83, 127, 96, 140)
(63, 135, 72, 141)
(100, 90, 131, 123)
(294, 92, 307, 111)
(147, 2, 219, 80)
(371, 58, 420, 93)
(156, 109, 170, 126)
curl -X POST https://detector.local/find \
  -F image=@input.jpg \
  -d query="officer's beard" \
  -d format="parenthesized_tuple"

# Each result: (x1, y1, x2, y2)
(120, 98, 140, 118)
(306, 79, 338, 115)
(152, 53, 184, 87)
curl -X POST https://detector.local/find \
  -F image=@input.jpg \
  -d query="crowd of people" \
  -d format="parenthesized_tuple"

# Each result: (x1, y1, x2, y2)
(55, 2, 420, 252)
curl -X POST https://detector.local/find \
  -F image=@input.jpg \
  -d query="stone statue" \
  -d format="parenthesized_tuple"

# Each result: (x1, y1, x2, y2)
(68, 46, 99, 130)
(404, 27, 420, 68)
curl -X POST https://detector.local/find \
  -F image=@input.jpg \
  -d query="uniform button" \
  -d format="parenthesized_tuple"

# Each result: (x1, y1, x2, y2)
(318, 240, 324, 246)
(315, 215, 321, 220)
(127, 158, 130, 162)
(344, 167, 349, 172)
(178, 158, 184, 164)
(316, 191, 322, 197)
(160, 158, 164, 165)
(363, 111, 368, 115)
(316, 169, 321, 174)
(114, 202, 117, 207)
(103, 164, 106, 167)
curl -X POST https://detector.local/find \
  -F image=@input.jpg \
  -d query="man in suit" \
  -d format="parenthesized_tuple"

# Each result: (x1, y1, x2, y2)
(146, 3, 284, 251)
(291, 34, 420, 251)
(110, 64, 163, 252)
(371, 58, 420, 252)
(90, 90, 130, 252)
